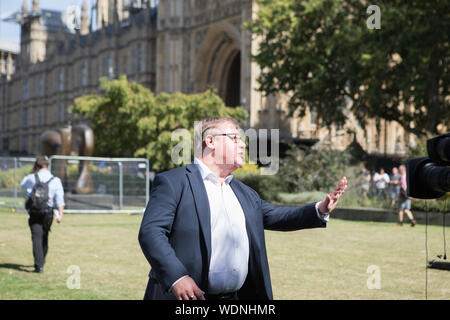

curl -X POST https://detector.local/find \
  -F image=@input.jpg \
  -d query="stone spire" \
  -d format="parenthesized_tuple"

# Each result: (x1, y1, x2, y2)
(32, 0, 40, 13)
(21, 0, 29, 14)
(80, 1, 89, 35)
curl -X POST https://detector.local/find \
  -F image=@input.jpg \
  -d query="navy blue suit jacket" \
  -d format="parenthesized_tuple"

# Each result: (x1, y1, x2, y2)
(138, 163, 326, 300)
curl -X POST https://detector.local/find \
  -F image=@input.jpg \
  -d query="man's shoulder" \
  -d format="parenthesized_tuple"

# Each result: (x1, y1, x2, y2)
(20, 173, 35, 186)
(49, 175, 63, 184)
(155, 166, 190, 182)
(23, 173, 35, 180)
(230, 176, 260, 199)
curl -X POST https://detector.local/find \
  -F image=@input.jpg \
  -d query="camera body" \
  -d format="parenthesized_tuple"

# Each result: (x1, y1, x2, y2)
(407, 133, 450, 199)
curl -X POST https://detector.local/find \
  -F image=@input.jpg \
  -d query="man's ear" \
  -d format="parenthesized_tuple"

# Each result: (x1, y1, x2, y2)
(204, 135, 215, 150)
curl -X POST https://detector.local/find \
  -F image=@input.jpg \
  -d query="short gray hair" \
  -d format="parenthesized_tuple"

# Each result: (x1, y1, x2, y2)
(201, 117, 240, 139)
(194, 117, 241, 156)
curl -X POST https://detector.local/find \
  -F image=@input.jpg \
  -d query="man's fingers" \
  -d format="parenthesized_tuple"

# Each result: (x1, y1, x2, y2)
(181, 293, 191, 300)
(194, 288, 206, 300)
(195, 292, 205, 300)
(198, 294, 206, 300)
(172, 276, 206, 300)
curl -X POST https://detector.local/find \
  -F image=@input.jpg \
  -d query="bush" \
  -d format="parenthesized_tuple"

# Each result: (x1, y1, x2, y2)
(278, 145, 353, 193)
(278, 191, 327, 205)
(0, 164, 33, 189)
(233, 146, 359, 204)
(233, 171, 285, 203)
(411, 197, 449, 213)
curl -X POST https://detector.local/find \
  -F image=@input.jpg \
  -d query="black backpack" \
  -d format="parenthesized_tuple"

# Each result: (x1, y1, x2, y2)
(26, 174, 55, 219)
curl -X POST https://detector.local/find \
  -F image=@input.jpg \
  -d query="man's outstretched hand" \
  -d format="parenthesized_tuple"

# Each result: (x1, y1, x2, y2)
(318, 177, 348, 214)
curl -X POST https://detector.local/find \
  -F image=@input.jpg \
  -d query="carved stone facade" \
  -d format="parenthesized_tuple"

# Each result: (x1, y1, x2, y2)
(0, 0, 413, 158)
(0, 43, 18, 81)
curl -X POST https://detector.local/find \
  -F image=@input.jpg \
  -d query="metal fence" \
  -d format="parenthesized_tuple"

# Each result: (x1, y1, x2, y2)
(0, 156, 150, 214)
(0, 157, 36, 210)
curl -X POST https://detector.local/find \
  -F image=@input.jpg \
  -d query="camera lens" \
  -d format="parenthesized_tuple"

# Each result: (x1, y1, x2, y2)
(428, 134, 450, 165)
(437, 137, 450, 163)
(421, 162, 450, 194)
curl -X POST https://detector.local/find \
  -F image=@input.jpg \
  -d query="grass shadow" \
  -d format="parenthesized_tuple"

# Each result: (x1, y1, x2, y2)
(0, 263, 35, 273)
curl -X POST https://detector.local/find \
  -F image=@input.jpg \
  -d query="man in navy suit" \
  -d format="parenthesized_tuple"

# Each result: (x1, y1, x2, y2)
(138, 117, 347, 300)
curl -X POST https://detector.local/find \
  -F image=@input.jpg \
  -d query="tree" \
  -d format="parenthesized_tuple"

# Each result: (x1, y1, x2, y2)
(70, 76, 248, 172)
(246, 0, 449, 136)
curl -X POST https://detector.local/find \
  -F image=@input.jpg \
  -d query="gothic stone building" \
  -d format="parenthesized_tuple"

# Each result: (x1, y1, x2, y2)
(0, 0, 413, 159)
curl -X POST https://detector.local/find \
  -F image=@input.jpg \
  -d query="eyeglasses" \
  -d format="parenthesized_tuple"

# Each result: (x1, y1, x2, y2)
(210, 133, 245, 143)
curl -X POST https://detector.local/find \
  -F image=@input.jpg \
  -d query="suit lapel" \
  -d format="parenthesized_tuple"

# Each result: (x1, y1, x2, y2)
(186, 164, 212, 264)
(230, 179, 269, 299)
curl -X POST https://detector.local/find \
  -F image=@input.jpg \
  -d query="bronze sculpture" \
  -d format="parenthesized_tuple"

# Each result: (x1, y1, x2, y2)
(39, 124, 95, 194)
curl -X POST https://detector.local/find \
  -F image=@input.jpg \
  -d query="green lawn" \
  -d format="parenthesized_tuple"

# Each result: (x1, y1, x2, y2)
(0, 210, 449, 300)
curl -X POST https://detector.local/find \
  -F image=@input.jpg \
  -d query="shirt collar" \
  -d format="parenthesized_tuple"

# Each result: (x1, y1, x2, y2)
(194, 157, 233, 184)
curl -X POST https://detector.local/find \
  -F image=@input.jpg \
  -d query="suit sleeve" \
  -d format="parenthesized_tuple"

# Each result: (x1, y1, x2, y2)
(138, 174, 189, 292)
(260, 199, 327, 231)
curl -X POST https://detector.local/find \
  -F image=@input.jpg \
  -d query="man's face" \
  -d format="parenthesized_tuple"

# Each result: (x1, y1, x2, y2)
(392, 168, 398, 175)
(380, 169, 384, 174)
(207, 121, 246, 170)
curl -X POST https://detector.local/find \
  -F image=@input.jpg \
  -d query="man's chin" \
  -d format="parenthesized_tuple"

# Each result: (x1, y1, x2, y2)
(235, 160, 244, 169)
(228, 161, 243, 173)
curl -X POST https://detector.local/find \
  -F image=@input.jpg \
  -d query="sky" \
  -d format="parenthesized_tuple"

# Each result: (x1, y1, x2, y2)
(0, 0, 90, 46)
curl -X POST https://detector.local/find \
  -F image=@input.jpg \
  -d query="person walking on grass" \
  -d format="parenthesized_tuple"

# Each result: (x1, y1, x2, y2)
(389, 167, 401, 207)
(397, 165, 416, 227)
(20, 156, 65, 273)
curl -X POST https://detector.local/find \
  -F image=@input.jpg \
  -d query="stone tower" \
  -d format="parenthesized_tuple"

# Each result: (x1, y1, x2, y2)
(20, 0, 47, 64)
(96, 0, 125, 28)
(80, 1, 90, 35)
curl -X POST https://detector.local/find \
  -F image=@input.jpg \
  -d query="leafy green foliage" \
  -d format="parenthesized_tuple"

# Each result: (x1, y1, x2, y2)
(246, 0, 449, 136)
(233, 145, 354, 202)
(278, 145, 352, 193)
(70, 76, 248, 172)
(0, 164, 33, 190)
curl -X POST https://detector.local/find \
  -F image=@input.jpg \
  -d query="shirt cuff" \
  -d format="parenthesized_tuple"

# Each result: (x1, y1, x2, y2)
(315, 202, 330, 222)
(170, 275, 189, 292)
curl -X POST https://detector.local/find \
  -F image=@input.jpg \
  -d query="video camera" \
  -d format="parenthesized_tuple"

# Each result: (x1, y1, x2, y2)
(407, 133, 450, 199)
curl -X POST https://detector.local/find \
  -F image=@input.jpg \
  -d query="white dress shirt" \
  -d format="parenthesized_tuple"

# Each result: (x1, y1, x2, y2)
(194, 157, 249, 294)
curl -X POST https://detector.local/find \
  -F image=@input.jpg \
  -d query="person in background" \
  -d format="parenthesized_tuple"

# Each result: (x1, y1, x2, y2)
(20, 156, 65, 273)
(389, 167, 401, 206)
(360, 166, 371, 199)
(373, 168, 390, 200)
(397, 165, 416, 227)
